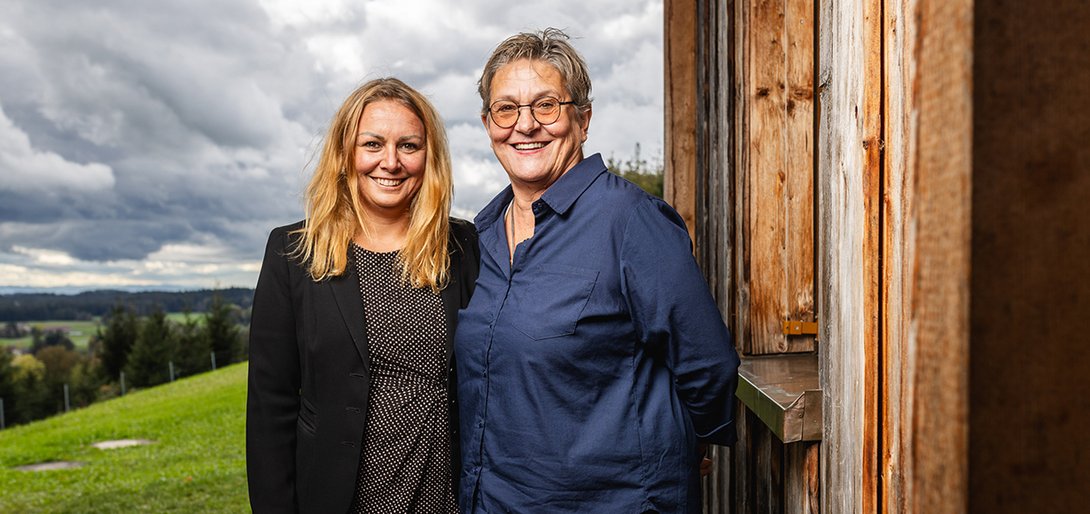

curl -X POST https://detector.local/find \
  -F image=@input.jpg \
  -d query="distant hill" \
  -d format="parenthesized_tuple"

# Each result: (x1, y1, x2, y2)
(0, 288, 254, 322)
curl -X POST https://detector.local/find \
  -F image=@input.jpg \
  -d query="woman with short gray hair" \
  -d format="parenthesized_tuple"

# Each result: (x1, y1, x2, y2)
(455, 28, 740, 513)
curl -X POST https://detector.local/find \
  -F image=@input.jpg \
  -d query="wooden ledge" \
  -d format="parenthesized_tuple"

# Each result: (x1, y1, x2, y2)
(735, 353, 822, 443)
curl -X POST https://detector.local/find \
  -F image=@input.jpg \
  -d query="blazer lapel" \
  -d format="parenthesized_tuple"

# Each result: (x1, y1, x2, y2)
(441, 239, 462, 366)
(329, 260, 369, 366)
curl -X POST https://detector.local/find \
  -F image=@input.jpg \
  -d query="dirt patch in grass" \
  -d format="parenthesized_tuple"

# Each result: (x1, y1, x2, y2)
(13, 461, 83, 471)
(91, 439, 155, 450)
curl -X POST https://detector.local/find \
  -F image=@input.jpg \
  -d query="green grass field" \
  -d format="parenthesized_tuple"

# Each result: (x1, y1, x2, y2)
(0, 363, 249, 513)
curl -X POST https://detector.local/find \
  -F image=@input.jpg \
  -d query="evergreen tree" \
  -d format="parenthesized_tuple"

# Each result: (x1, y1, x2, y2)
(125, 308, 176, 388)
(0, 349, 16, 424)
(30, 329, 74, 355)
(204, 295, 241, 365)
(99, 304, 139, 380)
(174, 311, 211, 377)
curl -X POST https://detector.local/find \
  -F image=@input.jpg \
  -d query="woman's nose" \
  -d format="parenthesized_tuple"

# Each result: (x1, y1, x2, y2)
(514, 105, 539, 132)
(380, 146, 400, 170)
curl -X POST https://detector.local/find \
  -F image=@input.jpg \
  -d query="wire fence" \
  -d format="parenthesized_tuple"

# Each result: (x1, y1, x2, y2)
(0, 350, 244, 431)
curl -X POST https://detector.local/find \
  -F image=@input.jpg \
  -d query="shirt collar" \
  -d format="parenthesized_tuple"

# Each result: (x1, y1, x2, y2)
(538, 153, 607, 216)
(473, 153, 607, 229)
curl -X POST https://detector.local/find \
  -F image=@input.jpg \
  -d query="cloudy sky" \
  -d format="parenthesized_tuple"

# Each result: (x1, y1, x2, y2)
(0, 0, 665, 293)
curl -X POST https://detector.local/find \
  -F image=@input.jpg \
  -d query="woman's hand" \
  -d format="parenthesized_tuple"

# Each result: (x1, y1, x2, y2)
(699, 444, 713, 476)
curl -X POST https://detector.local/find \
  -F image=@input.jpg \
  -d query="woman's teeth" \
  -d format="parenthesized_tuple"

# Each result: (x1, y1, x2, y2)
(373, 177, 404, 187)
(513, 142, 546, 150)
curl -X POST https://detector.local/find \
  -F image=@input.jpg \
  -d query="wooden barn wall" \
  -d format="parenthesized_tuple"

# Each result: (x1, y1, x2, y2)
(970, 0, 1090, 511)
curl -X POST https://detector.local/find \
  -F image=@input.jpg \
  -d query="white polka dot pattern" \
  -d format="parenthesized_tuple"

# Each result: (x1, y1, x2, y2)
(349, 245, 457, 514)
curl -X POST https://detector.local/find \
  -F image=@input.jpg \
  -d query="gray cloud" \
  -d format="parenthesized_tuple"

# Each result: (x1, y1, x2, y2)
(0, 0, 664, 290)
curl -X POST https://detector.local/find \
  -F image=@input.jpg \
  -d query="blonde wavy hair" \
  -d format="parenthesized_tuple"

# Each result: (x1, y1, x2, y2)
(294, 78, 452, 291)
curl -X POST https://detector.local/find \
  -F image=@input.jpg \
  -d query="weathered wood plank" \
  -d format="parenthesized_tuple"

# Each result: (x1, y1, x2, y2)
(816, 0, 879, 509)
(860, 0, 883, 511)
(746, 0, 817, 355)
(747, 0, 789, 355)
(880, 0, 919, 511)
(785, 442, 821, 513)
(911, 0, 972, 512)
(664, 0, 698, 241)
(783, 0, 816, 354)
(970, 0, 1090, 511)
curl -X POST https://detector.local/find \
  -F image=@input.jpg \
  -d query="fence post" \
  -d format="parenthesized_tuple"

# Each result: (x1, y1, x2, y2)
(169, 361, 175, 382)
(63, 384, 70, 413)
(120, 371, 126, 395)
(211, 351, 217, 371)
(1, 397, 5, 430)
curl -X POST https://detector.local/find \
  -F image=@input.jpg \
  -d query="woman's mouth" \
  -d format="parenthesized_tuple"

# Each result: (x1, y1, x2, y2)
(512, 142, 546, 151)
(372, 177, 406, 187)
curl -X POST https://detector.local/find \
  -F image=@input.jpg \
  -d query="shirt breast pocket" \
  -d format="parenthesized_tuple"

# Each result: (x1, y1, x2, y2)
(510, 265, 598, 340)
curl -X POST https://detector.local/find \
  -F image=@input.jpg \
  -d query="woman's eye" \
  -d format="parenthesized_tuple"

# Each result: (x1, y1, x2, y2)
(360, 141, 381, 149)
(399, 142, 421, 152)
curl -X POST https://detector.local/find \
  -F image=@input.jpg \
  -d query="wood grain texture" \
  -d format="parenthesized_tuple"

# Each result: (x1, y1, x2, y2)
(785, 442, 821, 513)
(970, 0, 1090, 511)
(665, 0, 699, 241)
(816, 0, 875, 510)
(910, 0, 972, 511)
(880, 0, 919, 511)
(744, 0, 817, 355)
(859, 0, 883, 510)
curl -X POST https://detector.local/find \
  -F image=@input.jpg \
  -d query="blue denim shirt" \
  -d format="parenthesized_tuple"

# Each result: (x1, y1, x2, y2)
(455, 154, 739, 513)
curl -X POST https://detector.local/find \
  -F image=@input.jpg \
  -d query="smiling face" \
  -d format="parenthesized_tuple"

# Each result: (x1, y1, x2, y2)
(483, 59, 591, 195)
(353, 100, 427, 220)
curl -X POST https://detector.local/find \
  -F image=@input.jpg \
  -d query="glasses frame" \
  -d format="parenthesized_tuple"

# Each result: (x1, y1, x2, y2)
(488, 97, 577, 129)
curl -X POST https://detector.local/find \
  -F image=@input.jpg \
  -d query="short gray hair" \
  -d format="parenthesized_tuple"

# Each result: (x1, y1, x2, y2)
(477, 28, 593, 119)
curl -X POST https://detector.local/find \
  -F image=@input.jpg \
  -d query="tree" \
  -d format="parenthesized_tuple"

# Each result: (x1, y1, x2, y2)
(174, 311, 211, 377)
(36, 346, 80, 413)
(0, 349, 17, 422)
(30, 329, 74, 355)
(205, 295, 241, 365)
(1, 321, 26, 338)
(9, 353, 51, 424)
(99, 304, 139, 379)
(605, 143, 664, 198)
(125, 307, 176, 388)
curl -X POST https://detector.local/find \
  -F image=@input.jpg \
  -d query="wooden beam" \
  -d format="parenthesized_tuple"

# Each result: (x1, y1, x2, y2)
(665, 0, 698, 242)
(910, 0, 972, 511)
(816, 0, 883, 510)
(970, 0, 1090, 511)
(881, 0, 920, 510)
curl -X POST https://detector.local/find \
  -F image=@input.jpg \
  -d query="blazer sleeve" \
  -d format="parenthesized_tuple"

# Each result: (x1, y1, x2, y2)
(246, 226, 302, 513)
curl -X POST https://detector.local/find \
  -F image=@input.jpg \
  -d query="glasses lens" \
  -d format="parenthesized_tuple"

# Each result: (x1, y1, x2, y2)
(490, 101, 518, 127)
(532, 98, 561, 124)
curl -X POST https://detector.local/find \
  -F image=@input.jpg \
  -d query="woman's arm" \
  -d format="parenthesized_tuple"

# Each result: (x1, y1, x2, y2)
(620, 198, 740, 446)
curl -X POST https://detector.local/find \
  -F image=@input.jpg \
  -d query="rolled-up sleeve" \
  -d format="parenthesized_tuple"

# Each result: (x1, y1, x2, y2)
(620, 198, 740, 446)
(246, 227, 301, 512)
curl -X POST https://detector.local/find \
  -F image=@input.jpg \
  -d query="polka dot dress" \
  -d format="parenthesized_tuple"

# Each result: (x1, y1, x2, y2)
(349, 245, 457, 514)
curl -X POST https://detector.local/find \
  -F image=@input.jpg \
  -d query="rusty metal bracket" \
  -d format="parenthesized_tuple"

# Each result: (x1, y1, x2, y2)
(783, 320, 819, 336)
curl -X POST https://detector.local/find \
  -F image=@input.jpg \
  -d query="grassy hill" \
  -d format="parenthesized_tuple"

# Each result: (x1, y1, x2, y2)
(0, 363, 249, 512)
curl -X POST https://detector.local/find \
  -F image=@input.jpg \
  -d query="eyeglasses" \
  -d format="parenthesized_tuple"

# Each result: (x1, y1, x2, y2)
(488, 97, 576, 129)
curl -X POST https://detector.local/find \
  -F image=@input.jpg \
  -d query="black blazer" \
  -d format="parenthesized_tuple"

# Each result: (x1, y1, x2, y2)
(246, 218, 479, 513)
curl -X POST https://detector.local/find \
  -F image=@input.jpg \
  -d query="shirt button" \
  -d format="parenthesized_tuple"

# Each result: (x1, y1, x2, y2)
(478, 420, 484, 428)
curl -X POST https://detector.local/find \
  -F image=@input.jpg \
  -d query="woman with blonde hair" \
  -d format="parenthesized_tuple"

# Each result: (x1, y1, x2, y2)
(247, 77, 478, 513)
